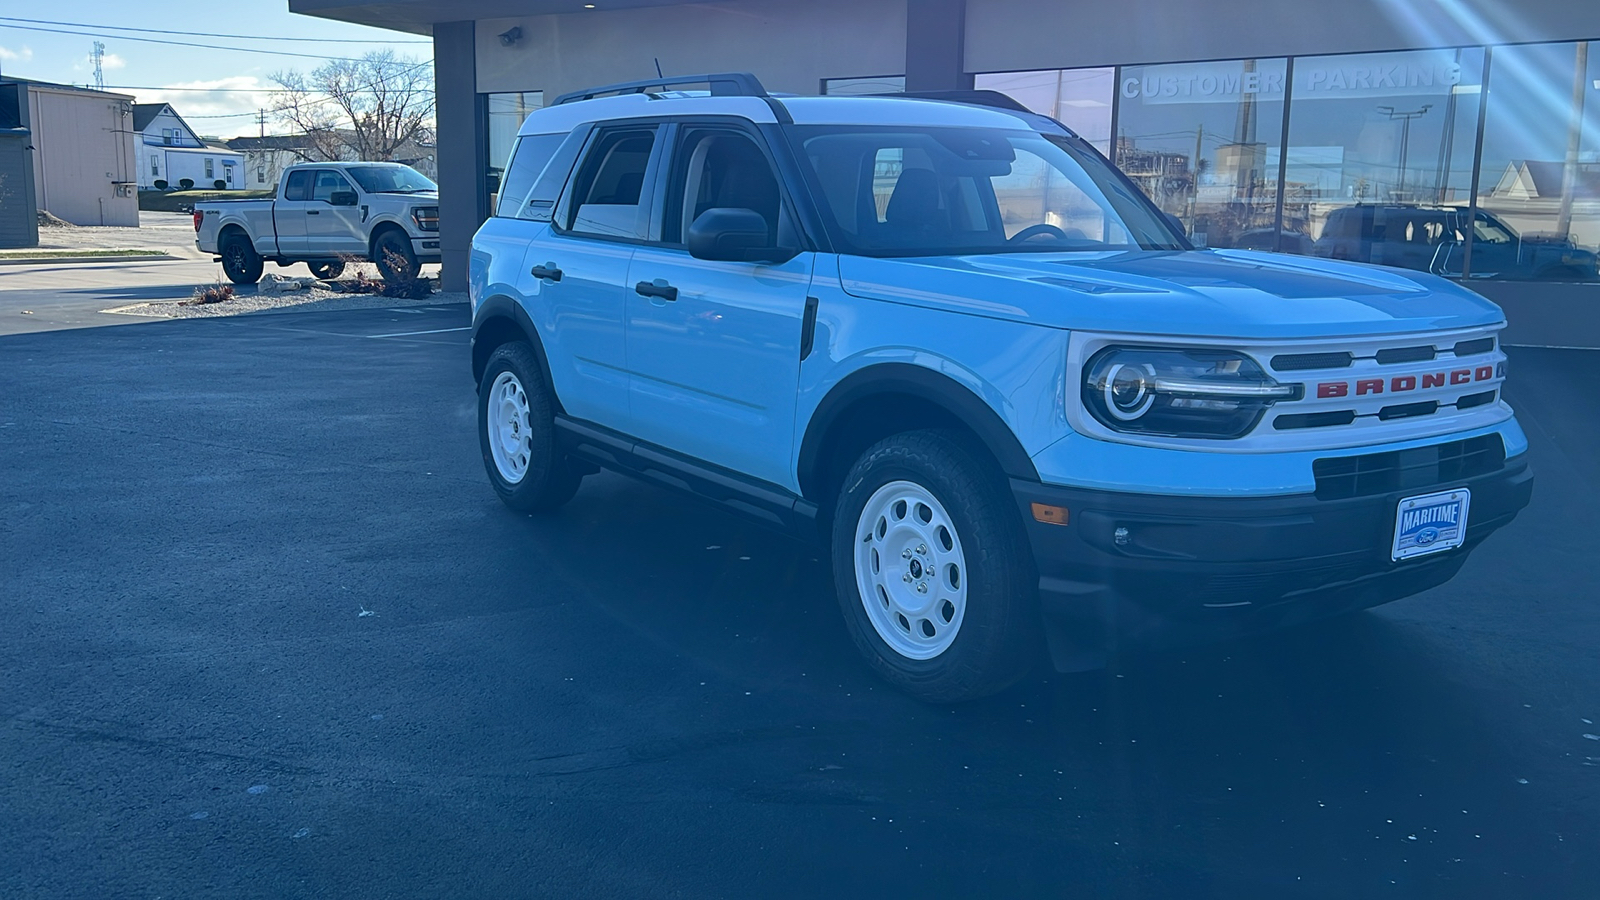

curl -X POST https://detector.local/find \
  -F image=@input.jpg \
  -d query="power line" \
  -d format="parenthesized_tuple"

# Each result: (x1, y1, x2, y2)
(104, 83, 426, 95)
(0, 16, 431, 44)
(0, 22, 432, 62)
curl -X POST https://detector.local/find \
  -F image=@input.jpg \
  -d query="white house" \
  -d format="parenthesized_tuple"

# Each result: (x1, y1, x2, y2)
(132, 103, 245, 190)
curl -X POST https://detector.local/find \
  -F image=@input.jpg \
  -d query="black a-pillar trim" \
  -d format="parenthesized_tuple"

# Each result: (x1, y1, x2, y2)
(905, 0, 972, 92)
(433, 20, 486, 293)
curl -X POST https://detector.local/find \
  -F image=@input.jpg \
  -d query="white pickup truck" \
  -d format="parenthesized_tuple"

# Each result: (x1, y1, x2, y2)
(194, 161, 441, 284)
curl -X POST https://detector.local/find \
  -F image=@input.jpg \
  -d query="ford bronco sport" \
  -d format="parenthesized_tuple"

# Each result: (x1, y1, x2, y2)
(467, 73, 1532, 702)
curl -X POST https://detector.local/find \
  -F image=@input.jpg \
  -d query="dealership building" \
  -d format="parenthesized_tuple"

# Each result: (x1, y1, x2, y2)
(289, 0, 1600, 344)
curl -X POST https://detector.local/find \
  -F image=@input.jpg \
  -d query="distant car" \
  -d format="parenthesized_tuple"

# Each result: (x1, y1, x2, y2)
(194, 162, 441, 284)
(1312, 205, 1598, 281)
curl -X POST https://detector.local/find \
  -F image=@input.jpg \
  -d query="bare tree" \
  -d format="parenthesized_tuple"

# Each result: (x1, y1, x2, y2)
(270, 50, 435, 163)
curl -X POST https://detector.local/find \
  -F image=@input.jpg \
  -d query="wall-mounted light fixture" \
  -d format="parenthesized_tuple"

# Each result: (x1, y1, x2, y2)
(498, 26, 523, 47)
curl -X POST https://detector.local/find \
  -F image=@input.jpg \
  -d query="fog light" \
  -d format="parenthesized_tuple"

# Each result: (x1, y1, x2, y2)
(1113, 526, 1131, 546)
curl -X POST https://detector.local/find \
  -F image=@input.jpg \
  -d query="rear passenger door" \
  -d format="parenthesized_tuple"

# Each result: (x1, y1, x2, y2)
(623, 121, 815, 489)
(526, 124, 664, 431)
(273, 170, 313, 255)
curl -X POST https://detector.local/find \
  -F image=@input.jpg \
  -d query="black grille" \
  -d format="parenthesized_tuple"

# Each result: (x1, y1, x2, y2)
(1375, 345, 1437, 365)
(1453, 337, 1496, 357)
(1312, 434, 1506, 500)
(1457, 389, 1497, 409)
(1274, 410, 1357, 430)
(1378, 400, 1439, 421)
(1273, 351, 1353, 371)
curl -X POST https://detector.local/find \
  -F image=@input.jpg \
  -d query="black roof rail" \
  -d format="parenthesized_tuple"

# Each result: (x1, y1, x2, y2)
(553, 72, 769, 106)
(869, 90, 1034, 114)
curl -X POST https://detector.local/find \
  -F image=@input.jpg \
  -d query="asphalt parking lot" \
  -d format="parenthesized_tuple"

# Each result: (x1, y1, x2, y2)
(1, 305, 1596, 899)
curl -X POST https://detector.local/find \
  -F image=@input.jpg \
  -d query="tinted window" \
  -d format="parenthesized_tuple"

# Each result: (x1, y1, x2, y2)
(663, 129, 781, 245)
(283, 170, 313, 202)
(310, 171, 354, 203)
(495, 134, 564, 219)
(566, 128, 657, 238)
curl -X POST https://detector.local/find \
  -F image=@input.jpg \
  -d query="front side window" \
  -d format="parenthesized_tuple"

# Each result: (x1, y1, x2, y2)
(662, 129, 781, 245)
(565, 127, 657, 239)
(793, 125, 1183, 257)
(311, 170, 355, 203)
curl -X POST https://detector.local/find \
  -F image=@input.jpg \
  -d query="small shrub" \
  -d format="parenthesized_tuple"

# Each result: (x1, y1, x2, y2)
(213, 180, 227, 190)
(179, 178, 195, 190)
(378, 247, 432, 299)
(183, 283, 235, 306)
(153, 179, 168, 190)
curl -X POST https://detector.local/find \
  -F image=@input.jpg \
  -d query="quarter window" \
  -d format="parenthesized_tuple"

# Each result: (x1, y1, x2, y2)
(283, 170, 313, 201)
(495, 133, 564, 219)
(565, 127, 657, 239)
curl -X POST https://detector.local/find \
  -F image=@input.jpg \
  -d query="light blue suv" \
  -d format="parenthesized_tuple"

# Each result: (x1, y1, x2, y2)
(469, 73, 1532, 702)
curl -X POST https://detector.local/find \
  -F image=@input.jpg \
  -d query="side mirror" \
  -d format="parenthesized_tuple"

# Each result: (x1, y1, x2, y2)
(329, 190, 358, 207)
(1163, 211, 1188, 238)
(687, 208, 797, 264)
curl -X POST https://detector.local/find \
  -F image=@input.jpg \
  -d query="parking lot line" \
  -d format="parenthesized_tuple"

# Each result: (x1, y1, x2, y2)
(366, 326, 472, 338)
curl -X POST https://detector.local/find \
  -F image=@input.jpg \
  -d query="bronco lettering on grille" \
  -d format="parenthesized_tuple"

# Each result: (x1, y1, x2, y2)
(1316, 367, 1493, 398)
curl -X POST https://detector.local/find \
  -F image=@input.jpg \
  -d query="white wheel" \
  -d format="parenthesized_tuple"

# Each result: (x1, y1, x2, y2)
(488, 370, 532, 484)
(853, 479, 968, 660)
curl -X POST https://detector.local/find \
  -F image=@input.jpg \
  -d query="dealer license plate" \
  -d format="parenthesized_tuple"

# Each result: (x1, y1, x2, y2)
(1392, 489, 1471, 561)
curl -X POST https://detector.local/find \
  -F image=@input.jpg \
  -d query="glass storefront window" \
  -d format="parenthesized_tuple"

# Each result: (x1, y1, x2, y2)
(1476, 41, 1600, 282)
(974, 68, 1115, 155)
(821, 76, 906, 96)
(1282, 48, 1484, 268)
(486, 91, 545, 208)
(1115, 58, 1289, 250)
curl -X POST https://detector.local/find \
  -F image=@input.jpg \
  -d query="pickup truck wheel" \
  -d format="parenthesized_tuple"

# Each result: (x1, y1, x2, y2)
(831, 430, 1040, 703)
(309, 261, 345, 280)
(478, 342, 583, 512)
(373, 231, 418, 281)
(220, 236, 263, 285)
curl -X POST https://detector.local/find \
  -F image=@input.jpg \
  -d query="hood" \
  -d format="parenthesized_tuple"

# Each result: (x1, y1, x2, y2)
(837, 249, 1506, 339)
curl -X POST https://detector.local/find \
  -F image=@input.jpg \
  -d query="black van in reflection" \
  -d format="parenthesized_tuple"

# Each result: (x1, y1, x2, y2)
(1310, 205, 1598, 281)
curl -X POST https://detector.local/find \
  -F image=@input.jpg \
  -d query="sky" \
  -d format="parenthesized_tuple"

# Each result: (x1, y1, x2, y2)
(0, 1, 431, 138)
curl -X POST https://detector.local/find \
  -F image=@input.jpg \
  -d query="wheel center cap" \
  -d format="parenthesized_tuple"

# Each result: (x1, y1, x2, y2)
(908, 558, 924, 579)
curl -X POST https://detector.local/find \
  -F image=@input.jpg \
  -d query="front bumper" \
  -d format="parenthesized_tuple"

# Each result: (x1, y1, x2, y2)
(411, 235, 442, 262)
(1013, 449, 1532, 671)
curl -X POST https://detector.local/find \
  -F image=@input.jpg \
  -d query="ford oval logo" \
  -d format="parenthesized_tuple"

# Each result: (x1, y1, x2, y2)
(1415, 526, 1440, 546)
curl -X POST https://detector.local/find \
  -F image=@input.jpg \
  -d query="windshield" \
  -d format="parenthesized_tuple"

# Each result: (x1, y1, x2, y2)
(790, 125, 1186, 257)
(344, 165, 437, 195)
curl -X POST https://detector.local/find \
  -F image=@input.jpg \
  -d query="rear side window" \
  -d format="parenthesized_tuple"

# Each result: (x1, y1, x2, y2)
(495, 134, 563, 219)
(564, 127, 657, 239)
(283, 170, 312, 202)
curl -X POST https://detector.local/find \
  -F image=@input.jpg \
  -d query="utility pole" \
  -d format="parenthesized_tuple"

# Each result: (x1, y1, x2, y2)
(1378, 104, 1432, 200)
(257, 108, 267, 138)
(91, 41, 105, 92)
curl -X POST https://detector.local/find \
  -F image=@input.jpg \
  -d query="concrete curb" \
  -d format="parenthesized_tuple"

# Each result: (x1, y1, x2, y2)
(0, 253, 178, 267)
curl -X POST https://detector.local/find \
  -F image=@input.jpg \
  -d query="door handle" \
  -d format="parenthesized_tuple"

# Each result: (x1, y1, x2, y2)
(306, 210, 320, 215)
(529, 264, 563, 282)
(635, 280, 678, 302)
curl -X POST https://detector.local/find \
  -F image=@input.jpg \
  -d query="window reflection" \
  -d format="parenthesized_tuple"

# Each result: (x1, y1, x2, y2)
(975, 68, 1115, 155)
(1114, 59, 1289, 250)
(486, 91, 545, 210)
(1477, 41, 1600, 282)
(822, 76, 906, 96)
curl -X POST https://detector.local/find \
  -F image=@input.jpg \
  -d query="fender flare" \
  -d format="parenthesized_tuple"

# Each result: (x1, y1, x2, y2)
(796, 362, 1039, 499)
(470, 294, 558, 408)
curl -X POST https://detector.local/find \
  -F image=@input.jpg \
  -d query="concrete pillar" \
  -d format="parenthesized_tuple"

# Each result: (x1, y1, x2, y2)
(905, 0, 971, 92)
(433, 21, 486, 293)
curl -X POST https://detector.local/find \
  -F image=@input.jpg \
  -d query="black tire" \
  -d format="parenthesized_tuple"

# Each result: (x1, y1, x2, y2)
(309, 261, 345, 280)
(220, 234, 263, 285)
(830, 429, 1041, 703)
(373, 230, 418, 282)
(478, 342, 583, 512)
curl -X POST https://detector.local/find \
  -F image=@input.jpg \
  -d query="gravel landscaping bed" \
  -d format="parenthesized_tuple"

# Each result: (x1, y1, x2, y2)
(107, 287, 467, 319)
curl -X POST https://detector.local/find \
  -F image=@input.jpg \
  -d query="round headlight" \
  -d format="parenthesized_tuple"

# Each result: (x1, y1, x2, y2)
(1104, 363, 1155, 420)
